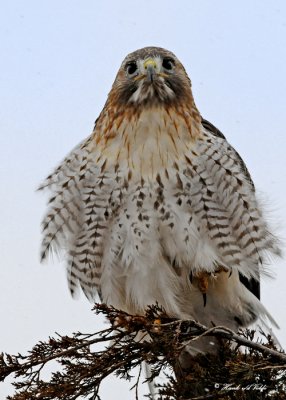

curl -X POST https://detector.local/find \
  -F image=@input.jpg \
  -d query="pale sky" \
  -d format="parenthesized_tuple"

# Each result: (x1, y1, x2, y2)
(1, 1, 286, 398)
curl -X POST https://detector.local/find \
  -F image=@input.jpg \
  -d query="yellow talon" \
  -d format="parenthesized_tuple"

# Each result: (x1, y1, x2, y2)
(197, 272, 209, 294)
(151, 318, 162, 333)
(193, 272, 210, 307)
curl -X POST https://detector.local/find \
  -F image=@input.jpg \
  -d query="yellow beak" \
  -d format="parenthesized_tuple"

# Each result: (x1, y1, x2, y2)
(143, 58, 157, 70)
(143, 58, 157, 83)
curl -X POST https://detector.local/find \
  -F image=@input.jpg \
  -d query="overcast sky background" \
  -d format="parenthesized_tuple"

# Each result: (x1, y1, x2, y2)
(1, 1, 286, 398)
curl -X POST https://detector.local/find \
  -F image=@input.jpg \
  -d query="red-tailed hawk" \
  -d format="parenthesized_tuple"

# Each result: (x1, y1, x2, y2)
(40, 47, 280, 343)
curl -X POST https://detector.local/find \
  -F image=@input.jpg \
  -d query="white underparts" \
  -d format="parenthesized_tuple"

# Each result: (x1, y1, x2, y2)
(40, 118, 280, 332)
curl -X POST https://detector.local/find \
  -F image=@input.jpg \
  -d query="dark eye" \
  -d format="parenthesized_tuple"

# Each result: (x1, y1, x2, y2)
(126, 61, 138, 75)
(162, 58, 175, 71)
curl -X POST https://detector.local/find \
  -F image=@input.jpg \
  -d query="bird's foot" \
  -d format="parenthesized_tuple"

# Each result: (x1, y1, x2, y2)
(195, 272, 209, 307)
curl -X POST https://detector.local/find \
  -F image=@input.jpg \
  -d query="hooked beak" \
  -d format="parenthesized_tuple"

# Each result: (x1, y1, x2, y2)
(143, 58, 157, 83)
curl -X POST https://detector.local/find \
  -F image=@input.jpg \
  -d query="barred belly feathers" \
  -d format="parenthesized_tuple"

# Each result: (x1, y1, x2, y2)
(40, 47, 281, 338)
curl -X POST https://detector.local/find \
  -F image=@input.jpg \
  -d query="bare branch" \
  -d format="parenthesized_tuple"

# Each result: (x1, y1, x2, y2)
(1, 304, 286, 400)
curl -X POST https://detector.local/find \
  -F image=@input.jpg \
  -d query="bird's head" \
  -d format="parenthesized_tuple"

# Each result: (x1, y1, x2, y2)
(109, 47, 194, 109)
(95, 47, 202, 169)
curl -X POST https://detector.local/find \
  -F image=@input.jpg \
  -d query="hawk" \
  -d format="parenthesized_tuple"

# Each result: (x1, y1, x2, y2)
(40, 46, 280, 340)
